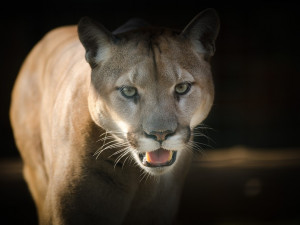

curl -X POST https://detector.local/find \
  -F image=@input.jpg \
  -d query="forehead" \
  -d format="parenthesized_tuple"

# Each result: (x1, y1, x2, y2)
(100, 28, 206, 88)
(125, 55, 196, 88)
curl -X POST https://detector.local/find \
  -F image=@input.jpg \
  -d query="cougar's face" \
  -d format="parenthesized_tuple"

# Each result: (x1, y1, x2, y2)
(88, 33, 214, 175)
(78, 8, 219, 175)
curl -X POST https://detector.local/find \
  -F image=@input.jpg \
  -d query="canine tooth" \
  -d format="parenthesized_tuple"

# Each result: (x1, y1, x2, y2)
(146, 152, 150, 163)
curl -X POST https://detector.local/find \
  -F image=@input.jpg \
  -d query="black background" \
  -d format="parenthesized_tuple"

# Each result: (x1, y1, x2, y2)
(1, 1, 300, 224)
(1, 0, 300, 157)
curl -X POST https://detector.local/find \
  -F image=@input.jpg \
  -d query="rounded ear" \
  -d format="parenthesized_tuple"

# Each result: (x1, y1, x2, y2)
(78, 17, 114, 68)
(181, 8, 220, 57)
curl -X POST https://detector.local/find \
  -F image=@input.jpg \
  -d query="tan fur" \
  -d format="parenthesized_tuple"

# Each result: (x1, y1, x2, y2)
(10, 10, 219, 225)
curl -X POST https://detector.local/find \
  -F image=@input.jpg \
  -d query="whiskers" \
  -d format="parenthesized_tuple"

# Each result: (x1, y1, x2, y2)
(92, 124, 215, 182)
(188, 124, 215, 155)
(138, 168, 160, 183)
(139, 170, 152, 183)
(109, 146, 132, 169)
(93, 130, 134, 169)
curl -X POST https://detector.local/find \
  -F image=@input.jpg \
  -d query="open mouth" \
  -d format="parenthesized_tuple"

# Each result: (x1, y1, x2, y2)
(138, 148, 177, 167)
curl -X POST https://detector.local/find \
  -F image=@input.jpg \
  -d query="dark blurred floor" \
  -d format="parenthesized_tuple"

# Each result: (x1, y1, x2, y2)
(178, 147, 300, 225)
(1, 147, 300, 225)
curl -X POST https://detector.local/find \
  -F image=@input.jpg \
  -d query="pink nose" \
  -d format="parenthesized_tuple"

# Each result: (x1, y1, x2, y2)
(145, 130, 174, 143)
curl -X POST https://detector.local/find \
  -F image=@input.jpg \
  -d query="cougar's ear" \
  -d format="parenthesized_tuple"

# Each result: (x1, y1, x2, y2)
(78, 17, 115, 68)
(181, 8, 220, 57)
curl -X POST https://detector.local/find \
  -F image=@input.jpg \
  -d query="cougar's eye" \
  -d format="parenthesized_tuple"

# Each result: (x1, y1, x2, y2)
(120, 86, 138, 98)
(175, 82, 191, 95)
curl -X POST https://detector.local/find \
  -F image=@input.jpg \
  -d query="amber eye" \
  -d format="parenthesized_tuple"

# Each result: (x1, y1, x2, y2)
(175, 82, 191, 95)
(120, 86, 138, 98)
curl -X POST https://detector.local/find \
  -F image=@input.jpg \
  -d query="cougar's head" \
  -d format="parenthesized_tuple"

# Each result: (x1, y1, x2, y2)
(78, 9, 220, 175)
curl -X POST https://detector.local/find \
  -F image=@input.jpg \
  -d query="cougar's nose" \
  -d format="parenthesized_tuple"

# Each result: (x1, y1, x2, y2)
(144, 130, 175, 143)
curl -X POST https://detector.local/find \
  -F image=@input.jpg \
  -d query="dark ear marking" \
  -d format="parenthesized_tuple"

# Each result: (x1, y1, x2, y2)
(78, 17, 115, 68)
(181, 8, 220, 57)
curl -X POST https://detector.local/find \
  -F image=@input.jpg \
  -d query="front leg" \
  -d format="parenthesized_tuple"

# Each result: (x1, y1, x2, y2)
(42, 161, 138, 225)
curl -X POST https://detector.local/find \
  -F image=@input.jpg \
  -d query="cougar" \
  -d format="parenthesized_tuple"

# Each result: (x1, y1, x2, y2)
(10, 8, 219, 225)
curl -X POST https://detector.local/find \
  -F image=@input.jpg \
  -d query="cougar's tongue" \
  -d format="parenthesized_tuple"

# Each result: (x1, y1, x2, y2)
(146, 148, 172, 165)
